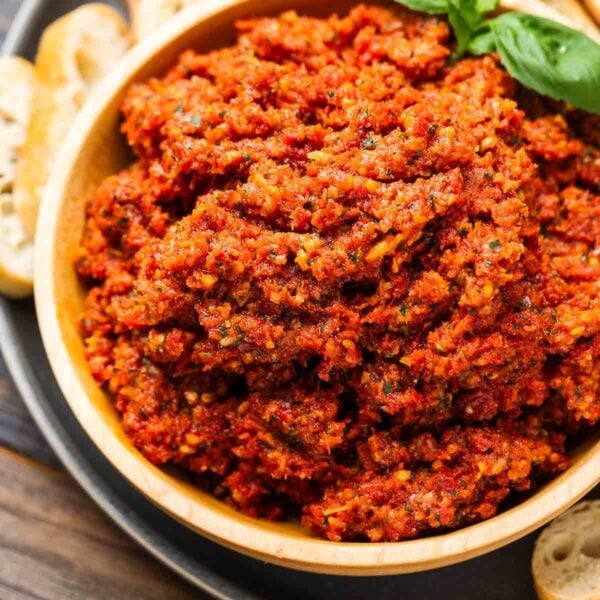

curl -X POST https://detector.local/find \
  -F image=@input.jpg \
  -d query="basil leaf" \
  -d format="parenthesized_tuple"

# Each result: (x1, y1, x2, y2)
(491, 13, 600, 114)
(448, 6, 474, 55)
(475, 0, 499, 15)
(393, 0, 448, 15)
(394, 0, 497, 17)
(395, 0, 496, 57)
(453, 0, 484, 30)
(468, 23, 496, 54)
(448, 0, 484, 56)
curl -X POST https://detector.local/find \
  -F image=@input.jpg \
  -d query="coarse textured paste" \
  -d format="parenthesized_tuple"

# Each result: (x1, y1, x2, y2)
(76, 5, 600, 542)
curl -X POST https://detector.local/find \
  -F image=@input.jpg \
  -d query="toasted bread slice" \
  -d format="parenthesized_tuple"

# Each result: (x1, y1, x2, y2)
(503, 0, 600, 41)
(533, 500, 600, 600)
(0, 57, 36, 298)
(539, 0, 600, 36)
(127, 0, 201, 40)
(14, 3, 130, 235)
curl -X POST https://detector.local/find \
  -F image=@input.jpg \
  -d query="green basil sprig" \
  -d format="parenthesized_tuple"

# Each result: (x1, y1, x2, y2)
(394, 0, 600, 114)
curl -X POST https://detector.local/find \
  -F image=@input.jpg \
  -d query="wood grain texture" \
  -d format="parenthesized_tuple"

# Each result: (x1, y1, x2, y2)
(0, 446, 198, 600)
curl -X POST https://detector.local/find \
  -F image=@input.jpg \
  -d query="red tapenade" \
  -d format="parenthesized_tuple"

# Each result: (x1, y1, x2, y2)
(76, 5, 600, 542)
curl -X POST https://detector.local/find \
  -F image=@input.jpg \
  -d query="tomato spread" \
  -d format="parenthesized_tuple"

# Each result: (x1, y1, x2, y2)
(76, 5, 600, 541)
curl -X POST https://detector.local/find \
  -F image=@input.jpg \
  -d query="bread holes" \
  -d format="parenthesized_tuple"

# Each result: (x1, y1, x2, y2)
(543, 555, 551, 566)
(0, 57, 36, 298)
(581, 533, 600, 559)
(0, 110, 16, 125)
(551, 538, 574, 562)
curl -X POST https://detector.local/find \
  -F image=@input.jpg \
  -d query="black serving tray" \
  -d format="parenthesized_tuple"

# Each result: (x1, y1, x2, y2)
(1, 2, 597, 598)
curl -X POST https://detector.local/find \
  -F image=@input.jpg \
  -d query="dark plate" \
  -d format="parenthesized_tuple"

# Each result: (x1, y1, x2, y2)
(1, 2, 597, 599)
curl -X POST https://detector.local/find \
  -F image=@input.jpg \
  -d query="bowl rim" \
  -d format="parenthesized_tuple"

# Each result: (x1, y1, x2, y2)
(34, 0, 600, 575)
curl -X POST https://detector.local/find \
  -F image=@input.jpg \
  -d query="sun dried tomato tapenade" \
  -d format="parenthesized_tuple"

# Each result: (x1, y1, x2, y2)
(76, 5, 599, 542)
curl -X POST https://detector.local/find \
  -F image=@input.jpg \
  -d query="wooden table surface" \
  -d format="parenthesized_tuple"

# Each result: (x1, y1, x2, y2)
(0, 3, 201, 598)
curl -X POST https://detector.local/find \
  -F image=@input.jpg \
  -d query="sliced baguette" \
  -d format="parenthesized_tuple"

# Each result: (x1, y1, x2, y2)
(14, 3, 130, 235)
(502, 0, 600, 41)
(126, 0, 201, 41)
(539, 0, 600, 36)
(533, 500, 600, 600)
(0, 57, 36, 298)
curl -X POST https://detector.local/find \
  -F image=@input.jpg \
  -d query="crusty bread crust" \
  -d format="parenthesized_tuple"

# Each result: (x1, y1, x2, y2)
(502, 0, 600, 40)
(540, 0, 600, 35)
(127, 0, 201, 41)
(0, 57, 36, 298)
(14, 3, 130, 235)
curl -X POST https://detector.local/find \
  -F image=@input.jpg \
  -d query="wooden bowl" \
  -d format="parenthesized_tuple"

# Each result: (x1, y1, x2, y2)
(35, 0, 600, 576)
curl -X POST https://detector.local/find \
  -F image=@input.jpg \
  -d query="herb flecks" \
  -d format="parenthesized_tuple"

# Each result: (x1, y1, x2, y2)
(362, 137, 378, 150)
